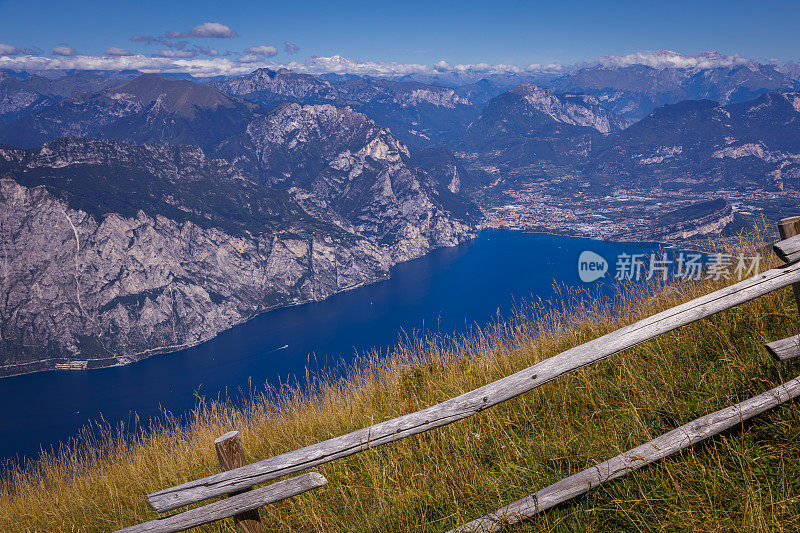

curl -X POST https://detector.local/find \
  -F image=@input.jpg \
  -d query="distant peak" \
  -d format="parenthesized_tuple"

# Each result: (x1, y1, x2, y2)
(107, 74, 243, 117)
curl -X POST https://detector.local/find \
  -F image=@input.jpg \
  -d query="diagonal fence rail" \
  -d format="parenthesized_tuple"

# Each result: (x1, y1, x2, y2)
(116, 217, 800, 532)
(147, 258, 800, 513)
(448, 374, 800, 532)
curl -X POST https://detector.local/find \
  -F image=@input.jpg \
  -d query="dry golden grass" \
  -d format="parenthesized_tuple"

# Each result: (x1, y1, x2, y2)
(1, 229, 799, 532)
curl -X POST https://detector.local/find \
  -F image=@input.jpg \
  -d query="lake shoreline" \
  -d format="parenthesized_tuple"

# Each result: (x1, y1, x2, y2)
(0, 227, 688, 380)
(0, 231, 660, 461)
(0, 237, 477, 380)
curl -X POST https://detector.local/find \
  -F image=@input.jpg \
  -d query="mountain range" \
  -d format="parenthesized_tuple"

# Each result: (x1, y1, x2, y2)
(0, 91, 476, 375)
(1, 57, 799, 374)
(586, 92, 800, 191)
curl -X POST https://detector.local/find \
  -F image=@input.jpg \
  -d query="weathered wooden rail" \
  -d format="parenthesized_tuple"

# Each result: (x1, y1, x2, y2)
(766, 335, 800, 361)
(147, 258, 800, 513)
(449, 374, 800, 532)
(120, 217, 800, 531)
(116, 473, 326, 533)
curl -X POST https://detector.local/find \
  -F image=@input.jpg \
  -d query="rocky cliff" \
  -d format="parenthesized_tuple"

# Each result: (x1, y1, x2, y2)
(0, 131, 476, 376)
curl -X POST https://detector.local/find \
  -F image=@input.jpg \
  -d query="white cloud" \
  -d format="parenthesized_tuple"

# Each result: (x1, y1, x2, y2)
(165, 22, 238, 39)
(284, 41, 299, 54)
(52, 46, 77, 57)
(294, 55, 431, 76)
(592, 50, 755, 70)
(0, 53, 240, 76)
(0, 50, 777, 80)
(286, 55, 562, 78)
(106, 46, 133, 56)
(244, 45, 277, 58)
(0, 52, 564, 78)
(0, 43, 21, 56)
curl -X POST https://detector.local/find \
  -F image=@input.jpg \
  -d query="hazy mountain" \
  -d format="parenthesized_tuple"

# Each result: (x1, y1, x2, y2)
(587, 92, 800, 191)
(548, 62, 799, 120)
(0, 73, 479, 217)
(214, 68, 479, 147)
(460, 83, 628, 170)
(0, 74, 262, 151)
(0, 70, 141, 125)
(0, 71, 58, 124)
(391, 70, 561, 90)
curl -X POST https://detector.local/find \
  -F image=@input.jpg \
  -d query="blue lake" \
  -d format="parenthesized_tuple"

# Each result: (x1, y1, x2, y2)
(0, 230, 657, 463)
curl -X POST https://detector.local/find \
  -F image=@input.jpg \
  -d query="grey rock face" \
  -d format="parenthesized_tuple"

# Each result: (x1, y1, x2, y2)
(506, 84, 630, 134)
(0, 178, 388, 376)
(0, 127, 475, 376)
(242, 104, 477, 259)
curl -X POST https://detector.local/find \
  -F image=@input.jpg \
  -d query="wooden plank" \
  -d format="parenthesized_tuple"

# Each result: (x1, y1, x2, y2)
(449, 375, 800, 533)
(148, 261, 800, 513)
(115, 473, 326, 533)
(778, 216, 800, 240)
(774, 235, 800, 264)
(766, 335, 800, 361)
(775, 218, 800, 310)
(215, 431, 264, 533)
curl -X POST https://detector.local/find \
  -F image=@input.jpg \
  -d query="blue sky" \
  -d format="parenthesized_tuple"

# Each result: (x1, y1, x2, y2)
(0, 0, 798, 75)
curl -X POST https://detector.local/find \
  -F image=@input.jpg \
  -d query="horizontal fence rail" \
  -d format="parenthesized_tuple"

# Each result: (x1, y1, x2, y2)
(116, 473, 326, 533)
(449, 374, 800, 532)
(766, 335, 800, 361)
(148, 260, 800, 512)
(774, 235, 800, 263)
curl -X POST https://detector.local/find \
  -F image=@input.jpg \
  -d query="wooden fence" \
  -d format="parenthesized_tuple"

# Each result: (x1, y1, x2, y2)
(117, 217, 800, 532)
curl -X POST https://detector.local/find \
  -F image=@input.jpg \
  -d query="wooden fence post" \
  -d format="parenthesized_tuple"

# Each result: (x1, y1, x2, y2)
(777, 217, 800, 311)
(215, 431, 264, 533)
(778, 216, 800, 241)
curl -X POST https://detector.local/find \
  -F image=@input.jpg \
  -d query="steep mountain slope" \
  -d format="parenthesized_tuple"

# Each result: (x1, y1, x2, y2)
(408, 145, 480, 195)
(549, 61, 799, 120)
(460, 83, 628, 172)
(0, 131, 476, 375)
(0, 74, 262, 151)
(239, 103, 479, 258)
(0, 70, 141, 125)
(587, 92, 800, 191)
(214, 68, 478, 147)
(468, 83, 628, 135)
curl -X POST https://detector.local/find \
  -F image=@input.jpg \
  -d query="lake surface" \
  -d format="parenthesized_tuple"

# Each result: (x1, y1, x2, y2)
(0, 230, 657, 463)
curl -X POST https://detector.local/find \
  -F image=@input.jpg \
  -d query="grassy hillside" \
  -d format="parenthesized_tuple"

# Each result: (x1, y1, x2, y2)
(2, 229, 799, 532)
